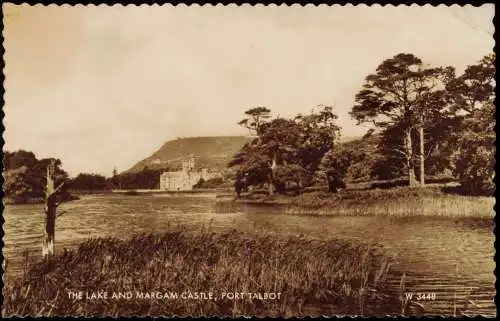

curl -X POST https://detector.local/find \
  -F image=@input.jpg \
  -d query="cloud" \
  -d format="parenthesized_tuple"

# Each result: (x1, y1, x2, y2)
(3, 4, 494, 176)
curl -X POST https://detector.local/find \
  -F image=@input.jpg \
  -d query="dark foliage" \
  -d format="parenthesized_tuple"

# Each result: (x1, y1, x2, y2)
(230, 105, 340, 195)
(107, 168, 163, 190)
(69, 173, 107, 191)
(3, 150, 70, 202)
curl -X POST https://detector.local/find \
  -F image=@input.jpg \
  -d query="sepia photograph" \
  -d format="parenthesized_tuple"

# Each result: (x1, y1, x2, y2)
(1, 3, 495, 317)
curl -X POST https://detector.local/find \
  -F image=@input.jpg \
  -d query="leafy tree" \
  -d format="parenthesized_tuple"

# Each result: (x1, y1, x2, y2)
(317, 147, 359, 193)
(260, 107, 340, 194)
(371, 116, 458, 181)
(26, 158, 69, 198)
(231, 106, 341, 195)
(412, 67, 456, 185)
(3, 150, 38, 171)
(294, 105, 341, 173)
(274, 164, 313, 194)
(3, 166, 33, 202)
(447, 54, 495, 195)
(229, 140, 271, 195)
(341, 133, 381, 182)
(233, 117, 303, 195)
(260, 118, 302, 185)
(350, 53, 453, 186)
(447, 54, 495, 115)
(3, 151, 70, 200)
(370, 124, 407, 180)
(237, 106, 271, 136)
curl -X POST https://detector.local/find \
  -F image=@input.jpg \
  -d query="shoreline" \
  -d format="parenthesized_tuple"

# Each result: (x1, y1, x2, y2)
(79, 188, 232, 195)
(3, 195, 81, 206)
(214, 186, 495, 219)
(3, 188, 232, 205)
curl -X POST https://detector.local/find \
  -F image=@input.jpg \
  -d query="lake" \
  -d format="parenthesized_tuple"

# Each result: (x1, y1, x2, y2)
(3, 194, 495, 316)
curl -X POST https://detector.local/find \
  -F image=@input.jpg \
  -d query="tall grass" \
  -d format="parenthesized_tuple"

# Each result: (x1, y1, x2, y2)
(3, 228, 397, 317)
(218, 186, 494, 218)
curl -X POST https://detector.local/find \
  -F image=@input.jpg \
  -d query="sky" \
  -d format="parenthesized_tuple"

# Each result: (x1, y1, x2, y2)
(2, 4, 495, 177)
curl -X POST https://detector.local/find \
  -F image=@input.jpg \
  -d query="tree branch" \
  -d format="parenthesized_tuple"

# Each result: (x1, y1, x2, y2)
(391, 145, 408, 156)
(53, 182, 65, 195)
(424, 141, 440, 160)
(56, 210, 67, 218)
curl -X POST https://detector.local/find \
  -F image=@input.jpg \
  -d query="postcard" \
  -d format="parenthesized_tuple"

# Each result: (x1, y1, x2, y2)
(2, 3, 495, 317)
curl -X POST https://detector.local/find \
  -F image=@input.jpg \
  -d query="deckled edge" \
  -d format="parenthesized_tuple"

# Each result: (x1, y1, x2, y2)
(0, 1, 496, 319)
(1, 1, 6, 319)
(0, 1, 498, 7)
(493, 3, 497, 320)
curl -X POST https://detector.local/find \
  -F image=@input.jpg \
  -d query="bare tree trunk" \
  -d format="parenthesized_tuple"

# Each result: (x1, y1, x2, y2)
(42, 198, 56, 266)
(405, 129, 417, 187)
(267, 180, 275, 196)
(418, 123, 425, 186)
(42, 163, 64, 268)
(268, 151, 278, 196)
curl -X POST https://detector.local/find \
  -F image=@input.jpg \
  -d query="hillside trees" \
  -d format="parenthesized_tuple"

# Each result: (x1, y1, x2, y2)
(350, 53, 454, 186)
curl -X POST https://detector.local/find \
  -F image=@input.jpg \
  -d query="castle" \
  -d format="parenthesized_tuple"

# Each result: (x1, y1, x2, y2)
(159, 156, 221, 191)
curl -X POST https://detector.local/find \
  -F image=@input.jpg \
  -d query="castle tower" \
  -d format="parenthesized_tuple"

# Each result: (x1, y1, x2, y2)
(201, 168, 208, 179)
(181, 155, 196, 172)
(181, 159, 189, 172)
(188, 155, 195, 170)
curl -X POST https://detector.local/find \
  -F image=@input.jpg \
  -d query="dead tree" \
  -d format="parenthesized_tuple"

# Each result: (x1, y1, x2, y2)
(42, 161, 65, 267)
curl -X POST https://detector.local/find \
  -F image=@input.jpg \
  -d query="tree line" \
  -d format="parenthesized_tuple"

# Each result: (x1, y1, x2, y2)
(66, 167, 164, 191)
(230, 53, 495, 196)
(3, 150, 71, 203)
(3, 150, 163, 201)
(3, 52, 494, 200)
(3, 152, 227, 197)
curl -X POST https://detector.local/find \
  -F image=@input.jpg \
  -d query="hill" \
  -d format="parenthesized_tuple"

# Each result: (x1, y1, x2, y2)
(126, 135, 363, 174)
(125, 136, 254, 173)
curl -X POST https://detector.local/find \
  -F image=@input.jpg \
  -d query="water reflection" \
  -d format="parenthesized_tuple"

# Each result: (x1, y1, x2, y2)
(3, 194, 495, 315)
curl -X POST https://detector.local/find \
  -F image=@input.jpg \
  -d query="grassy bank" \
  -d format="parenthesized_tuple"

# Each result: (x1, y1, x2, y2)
(216, 186, 494, 218)
(3, 194, 80, 205)
(3, 229, 398, 317)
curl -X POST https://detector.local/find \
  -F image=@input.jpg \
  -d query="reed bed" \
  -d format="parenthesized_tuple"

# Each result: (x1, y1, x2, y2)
(3, 228, 397, 317)
(218, 186, 494, 218)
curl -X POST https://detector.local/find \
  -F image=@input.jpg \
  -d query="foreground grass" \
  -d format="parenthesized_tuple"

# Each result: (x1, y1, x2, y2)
(3, 229, 396, 317)
(218, 186, 494, 218)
